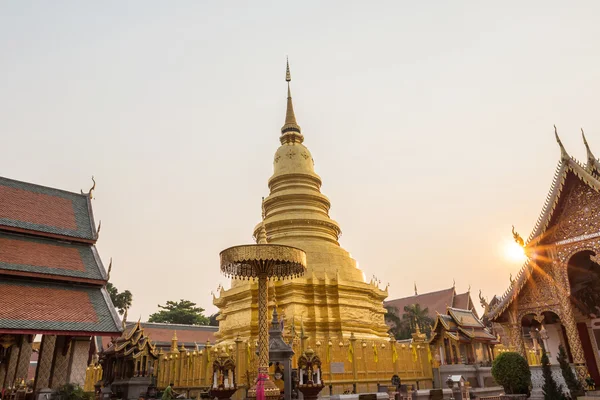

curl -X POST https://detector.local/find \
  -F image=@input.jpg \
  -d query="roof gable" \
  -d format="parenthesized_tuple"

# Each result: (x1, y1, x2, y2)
(0, 176, 97, 242)
(489, 154, 600, 320)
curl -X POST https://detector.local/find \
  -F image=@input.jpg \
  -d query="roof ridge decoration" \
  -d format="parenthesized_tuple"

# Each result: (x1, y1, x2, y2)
(582, 128, 600, 176)
(80, 176, 96, 200)
(488, 127, 600, 321)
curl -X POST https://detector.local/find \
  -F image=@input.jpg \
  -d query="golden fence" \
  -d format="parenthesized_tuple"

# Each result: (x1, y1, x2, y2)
(88, 337, 433, 396)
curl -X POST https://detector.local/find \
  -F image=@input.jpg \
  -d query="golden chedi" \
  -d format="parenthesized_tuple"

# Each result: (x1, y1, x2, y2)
(214, 61, 389, 343)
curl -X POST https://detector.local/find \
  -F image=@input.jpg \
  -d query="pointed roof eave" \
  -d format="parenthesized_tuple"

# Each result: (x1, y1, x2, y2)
(582, 128, 600, 175)
(488, 152, 600, 321)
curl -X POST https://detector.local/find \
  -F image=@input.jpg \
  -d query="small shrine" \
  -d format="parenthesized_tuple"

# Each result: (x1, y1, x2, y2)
(100, 322, 159, 399)
(208, 348, 237, 400)
(296, 348, 324, 400)
(429, 308, 498, 365)
(268, 307, 294, 400)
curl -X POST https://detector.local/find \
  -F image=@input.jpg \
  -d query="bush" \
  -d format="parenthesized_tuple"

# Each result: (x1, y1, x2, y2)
(491, 352, 531, 396)
(56, 384, 94, 400)
(557, 345, 584, 399)
(541, 351, 565, 400)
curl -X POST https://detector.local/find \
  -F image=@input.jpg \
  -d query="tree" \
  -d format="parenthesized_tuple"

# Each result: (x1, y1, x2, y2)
(106, 282, 133, 315)
(209, 313, 220, 327)
(402, 303, 434, 337)
(541, 350, 565, 400)
(557, 345, 584, 399)
(491, 352, 531, 396)
(148, 300, 209, 325)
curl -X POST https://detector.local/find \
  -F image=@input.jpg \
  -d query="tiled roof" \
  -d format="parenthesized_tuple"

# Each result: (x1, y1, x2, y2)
(0, 176, 96, 242)
(0, 278, 121, 335)
(0, 232, 106, 283)
(133, 322, 217, 347)
(385, 287, 455, 317)
(448, 307, 484, 328)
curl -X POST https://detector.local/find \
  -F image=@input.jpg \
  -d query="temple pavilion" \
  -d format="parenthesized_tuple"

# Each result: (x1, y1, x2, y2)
(0, 176, 121, 393)
(428, 307, 498, 366)
(213, 62, 390, 343)
(486, 129, 600, 385)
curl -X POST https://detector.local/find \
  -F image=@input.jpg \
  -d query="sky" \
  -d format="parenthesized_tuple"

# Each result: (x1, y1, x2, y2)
(1, 1, 600, 320)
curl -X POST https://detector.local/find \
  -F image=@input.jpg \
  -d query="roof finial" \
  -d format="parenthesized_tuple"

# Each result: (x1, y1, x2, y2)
(280, 58, 302, 141)
(107, 257, 112, 281)
(414, 281, 418, 296)
(582, 128, 597, 164)
(554, 125, 569, 160)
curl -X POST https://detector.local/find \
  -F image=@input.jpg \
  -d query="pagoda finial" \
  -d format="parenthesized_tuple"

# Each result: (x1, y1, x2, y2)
(554, 125, 569, 160)
(280, 58, 302, 140)
(414, 282, 418, 296)
(582, 128, 597, 163)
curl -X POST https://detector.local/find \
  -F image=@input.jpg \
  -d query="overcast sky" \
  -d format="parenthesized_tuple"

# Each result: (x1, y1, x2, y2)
(1, 1, 599, 319)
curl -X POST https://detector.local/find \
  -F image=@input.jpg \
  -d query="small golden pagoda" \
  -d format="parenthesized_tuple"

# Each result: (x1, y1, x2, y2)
(214, 61, 389, 342)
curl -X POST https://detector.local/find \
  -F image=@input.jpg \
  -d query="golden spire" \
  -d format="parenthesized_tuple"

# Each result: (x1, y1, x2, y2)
(280, 58, 302, 140)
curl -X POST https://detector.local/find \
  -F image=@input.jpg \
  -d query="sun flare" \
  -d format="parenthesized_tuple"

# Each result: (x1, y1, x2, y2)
(505, 240, 527, 262)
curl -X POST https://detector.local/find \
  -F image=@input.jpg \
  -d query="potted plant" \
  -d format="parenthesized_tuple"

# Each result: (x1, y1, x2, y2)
(491, 352, 531, 399)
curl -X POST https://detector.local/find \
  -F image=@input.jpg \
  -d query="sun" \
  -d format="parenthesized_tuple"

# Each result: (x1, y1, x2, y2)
(505, 240, 527, 263)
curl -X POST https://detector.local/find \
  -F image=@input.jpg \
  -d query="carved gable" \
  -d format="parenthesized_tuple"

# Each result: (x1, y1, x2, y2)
(543, 172, 600, 245)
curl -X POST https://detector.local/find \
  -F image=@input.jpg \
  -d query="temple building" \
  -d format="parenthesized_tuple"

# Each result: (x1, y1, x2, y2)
(213, 63, 390, 343)
(486, 129, 600, 385)
(0, 176, 121, 392)
(428, 307, 498, 365)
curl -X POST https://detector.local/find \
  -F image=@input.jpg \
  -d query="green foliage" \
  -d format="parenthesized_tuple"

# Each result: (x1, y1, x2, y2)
(384, 304, 433, 340)
(491, 352, 531, 395)
(541, 351, 565, 400)
(208, 312, 220, 327)
(402, 303, 433, 337)
(149, 299, 209, 325)
(106, 282, 133, 315)
(56, 383, 94, 400)
(557, 345, 584, 399)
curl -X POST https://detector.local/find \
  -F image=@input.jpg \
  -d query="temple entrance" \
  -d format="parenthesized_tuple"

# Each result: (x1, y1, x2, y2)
(567, 250, 600, 383)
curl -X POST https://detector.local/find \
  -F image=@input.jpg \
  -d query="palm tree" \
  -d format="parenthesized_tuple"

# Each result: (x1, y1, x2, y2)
(402, 303, 433, 336)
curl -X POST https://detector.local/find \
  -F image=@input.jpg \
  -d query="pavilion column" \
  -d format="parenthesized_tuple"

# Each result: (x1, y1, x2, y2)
(507, 323, 526, 357)
(559, 299, 588, 384)
(68, 337, 92, 387)
(5, 339, 22, 389)
(550, 252, 589, 385)
(50, 336, 71, 389)
(15, 336, 33, 384)
(34, 335, 56, 391)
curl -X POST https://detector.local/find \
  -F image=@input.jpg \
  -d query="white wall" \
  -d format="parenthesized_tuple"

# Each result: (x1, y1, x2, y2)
(544, 323, 563, 361)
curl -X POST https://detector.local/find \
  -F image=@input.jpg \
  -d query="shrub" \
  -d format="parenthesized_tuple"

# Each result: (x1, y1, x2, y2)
(491, 352, 531, 396)
(556, 345, 584, 399)
(541, 351, 565, 400)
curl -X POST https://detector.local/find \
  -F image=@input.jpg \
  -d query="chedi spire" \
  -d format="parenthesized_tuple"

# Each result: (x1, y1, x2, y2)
(280, 58, 303, 144)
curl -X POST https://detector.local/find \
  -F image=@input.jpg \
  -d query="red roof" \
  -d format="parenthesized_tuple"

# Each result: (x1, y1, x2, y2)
(0, 279, 121, 335)
(385, 287, 455, 317)
(0, 176, 97, 242)
(0, 236, 85, 271)
(0, 185, 78, 230)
